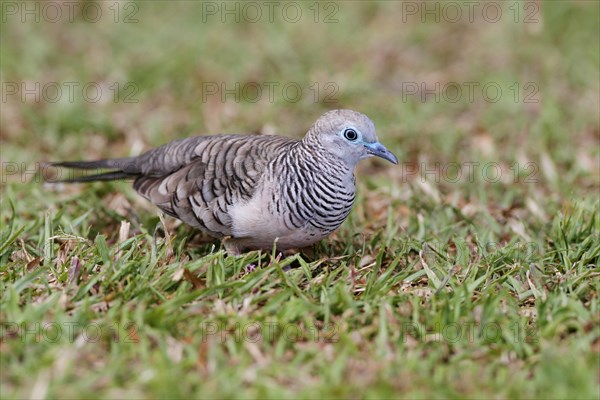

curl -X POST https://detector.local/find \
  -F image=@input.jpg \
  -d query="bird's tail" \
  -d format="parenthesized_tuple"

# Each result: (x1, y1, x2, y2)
(46, 157, 141, 183)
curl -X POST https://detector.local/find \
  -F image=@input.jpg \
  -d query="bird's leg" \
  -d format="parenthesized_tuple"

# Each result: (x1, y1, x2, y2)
(282, 246, 315, 260)
(223, 236, 243, 256)
(298, 246, 316, 260)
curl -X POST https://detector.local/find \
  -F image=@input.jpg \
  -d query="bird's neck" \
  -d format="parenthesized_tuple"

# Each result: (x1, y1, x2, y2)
(295, 139, 357, 178)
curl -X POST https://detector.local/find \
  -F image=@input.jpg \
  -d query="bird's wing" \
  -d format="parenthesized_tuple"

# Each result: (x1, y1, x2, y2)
(132, 135, 296, 237)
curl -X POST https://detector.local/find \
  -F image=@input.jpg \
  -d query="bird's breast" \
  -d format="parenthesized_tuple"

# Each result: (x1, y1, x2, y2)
(228, 166, 355, 250)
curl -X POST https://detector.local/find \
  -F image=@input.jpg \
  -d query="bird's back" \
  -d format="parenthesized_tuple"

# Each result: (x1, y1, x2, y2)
(132, 134, 298, 238)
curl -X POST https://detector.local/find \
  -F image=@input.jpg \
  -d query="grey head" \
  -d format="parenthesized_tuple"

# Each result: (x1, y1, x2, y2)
(304, 109, 398, 168)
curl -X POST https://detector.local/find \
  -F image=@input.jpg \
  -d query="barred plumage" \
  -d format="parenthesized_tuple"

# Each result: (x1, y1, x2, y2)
(47, 109, 398, 255)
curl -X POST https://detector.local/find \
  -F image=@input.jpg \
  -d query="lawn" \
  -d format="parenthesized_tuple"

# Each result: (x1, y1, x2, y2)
(1, 1, 599, 398)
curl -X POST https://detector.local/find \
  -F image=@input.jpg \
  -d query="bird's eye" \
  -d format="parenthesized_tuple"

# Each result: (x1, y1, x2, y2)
(343, 128, 358, 141)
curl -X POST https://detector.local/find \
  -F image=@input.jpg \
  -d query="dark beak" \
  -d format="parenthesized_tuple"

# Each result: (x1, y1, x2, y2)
(365, 142, 398, 164)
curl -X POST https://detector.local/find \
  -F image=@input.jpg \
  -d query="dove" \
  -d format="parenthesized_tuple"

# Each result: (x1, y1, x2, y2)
(48, 109, 398, 255)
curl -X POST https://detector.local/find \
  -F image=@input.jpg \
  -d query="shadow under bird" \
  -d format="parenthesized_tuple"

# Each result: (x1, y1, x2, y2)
(47, 109, 398, 255)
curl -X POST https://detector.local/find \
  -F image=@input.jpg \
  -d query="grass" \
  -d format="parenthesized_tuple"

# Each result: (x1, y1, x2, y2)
(1, 1, 599, 398)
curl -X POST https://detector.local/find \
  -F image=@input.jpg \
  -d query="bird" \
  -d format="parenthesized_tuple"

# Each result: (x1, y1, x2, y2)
(47, 109, 398, 255)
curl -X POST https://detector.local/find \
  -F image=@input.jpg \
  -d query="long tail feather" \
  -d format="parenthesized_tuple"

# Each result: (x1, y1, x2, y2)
(50, 157, 135, 170)
(52, 170, 137, 183)
(46, 157, 140, 183)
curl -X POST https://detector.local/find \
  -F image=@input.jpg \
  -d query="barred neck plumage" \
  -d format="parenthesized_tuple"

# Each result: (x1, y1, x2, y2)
(268, 139, 356, 233)
(297, 138, 352, 175)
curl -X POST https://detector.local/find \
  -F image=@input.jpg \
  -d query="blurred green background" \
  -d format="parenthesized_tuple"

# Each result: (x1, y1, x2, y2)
(1, 1, 599, 398)
(2, 0, 597, 184)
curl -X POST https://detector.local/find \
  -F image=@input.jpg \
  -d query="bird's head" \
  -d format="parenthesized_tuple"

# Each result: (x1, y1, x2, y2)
(305, 109, 398, 168)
